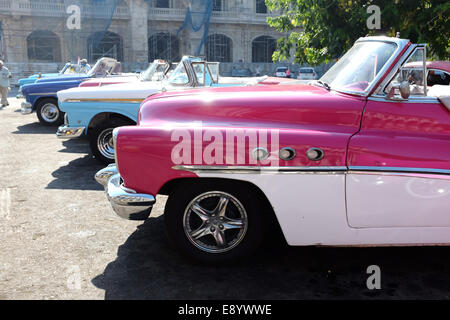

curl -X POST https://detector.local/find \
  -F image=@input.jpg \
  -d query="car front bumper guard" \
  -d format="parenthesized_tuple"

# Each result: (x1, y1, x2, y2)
(20, 102, 32, 115)
(95, 164, 155, 220)
(56, 125, 85, 139)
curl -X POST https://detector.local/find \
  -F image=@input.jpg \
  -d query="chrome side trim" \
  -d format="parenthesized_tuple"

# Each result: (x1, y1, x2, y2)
(173, 165, 347, 174)
(348, 166, 450, 175)
(173, 165, 450, 176)
(29, 92, 57, 96)
(368, 95, 441, 104)
(63, 99, 144, 103)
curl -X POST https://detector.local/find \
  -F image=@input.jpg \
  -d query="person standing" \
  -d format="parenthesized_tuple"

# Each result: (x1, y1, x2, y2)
(79, 59, 92, 73)
(286, 68, 291, 78)
(0, 60, 12, 107)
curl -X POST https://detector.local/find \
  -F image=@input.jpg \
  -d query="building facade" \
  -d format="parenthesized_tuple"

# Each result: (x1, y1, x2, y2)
(0, 0, 297, 82)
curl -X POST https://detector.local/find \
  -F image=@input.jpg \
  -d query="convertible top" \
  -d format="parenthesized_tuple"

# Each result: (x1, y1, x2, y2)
(428, 84, 450, 111)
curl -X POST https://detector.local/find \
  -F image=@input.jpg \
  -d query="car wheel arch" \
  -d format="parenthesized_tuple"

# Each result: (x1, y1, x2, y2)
(87, 112, 135, 135)
(34, 96, 58, 111)
(158, 177, 286, 243)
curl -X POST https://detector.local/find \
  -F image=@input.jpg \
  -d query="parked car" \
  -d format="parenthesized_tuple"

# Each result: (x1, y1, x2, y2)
(79, 59, 173, 87)
(297, 67, 317, 80)
(57, 56, 271, 164)
(17, 62, 88, 87)
(275, 66, 291, 78)
(95, 36, 450, 264)
(19, 57, 136, 126)
(403, 61, 450, 86)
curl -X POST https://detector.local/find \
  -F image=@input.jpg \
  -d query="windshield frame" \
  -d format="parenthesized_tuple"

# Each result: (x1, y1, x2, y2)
(139, 60, 170, 82)
(87, 58, 119, 77)
(319, 37, 409, 97)
(167, 56, 202, 86)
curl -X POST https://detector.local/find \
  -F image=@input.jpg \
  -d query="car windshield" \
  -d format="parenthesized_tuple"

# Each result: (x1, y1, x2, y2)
(139, 61, 168, 81)
(87, 58, 118, 77)
(167, 57, 201, 85)
(299, 68, 314, 73)
(60, 64, 84, 75)
(277, 68, 287, 72)
(320, 41, 397, 94)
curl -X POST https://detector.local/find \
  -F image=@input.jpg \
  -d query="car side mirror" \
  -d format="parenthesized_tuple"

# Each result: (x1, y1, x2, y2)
(386, 81, 410, 100)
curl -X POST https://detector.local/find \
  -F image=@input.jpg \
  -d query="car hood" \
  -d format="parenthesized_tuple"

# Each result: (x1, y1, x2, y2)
(57, 80, 164, 102)
(80, 75, 140, 87)
(138, 84, 366, 129)
(35, 74, 89, 83)
(21, 73, 59, 80)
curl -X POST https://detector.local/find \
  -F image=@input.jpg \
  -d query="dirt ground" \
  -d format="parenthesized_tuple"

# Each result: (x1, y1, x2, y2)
(1, 88, 450, 300)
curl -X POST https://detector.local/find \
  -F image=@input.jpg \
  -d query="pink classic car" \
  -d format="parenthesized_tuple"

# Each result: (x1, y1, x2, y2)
(95, 36, 450, 264)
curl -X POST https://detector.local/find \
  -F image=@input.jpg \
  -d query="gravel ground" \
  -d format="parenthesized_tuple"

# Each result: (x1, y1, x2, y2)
(1, 89, 450, 300)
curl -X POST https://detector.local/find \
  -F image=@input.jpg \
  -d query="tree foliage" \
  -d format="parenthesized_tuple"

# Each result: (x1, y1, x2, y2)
(266, 0, 450, 65)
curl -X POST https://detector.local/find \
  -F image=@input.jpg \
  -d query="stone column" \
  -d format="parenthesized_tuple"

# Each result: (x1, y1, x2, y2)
(128, 0, 148, 69)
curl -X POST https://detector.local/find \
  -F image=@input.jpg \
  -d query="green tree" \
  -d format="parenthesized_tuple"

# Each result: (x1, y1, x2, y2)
(266, 0, 450, 65)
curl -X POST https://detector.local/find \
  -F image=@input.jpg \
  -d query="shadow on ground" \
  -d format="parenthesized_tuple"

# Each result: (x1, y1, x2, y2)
(58, 137, 90, 154)
(47, 155, 104, 190)
(12, 122, 57, 134)
(92, 216, 450, 299)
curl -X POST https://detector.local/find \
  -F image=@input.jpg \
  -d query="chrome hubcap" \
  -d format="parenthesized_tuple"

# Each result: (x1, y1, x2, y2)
(97, 128, 115, 159)
(183, 191, 248, 253)
(41, 103, 59, 122)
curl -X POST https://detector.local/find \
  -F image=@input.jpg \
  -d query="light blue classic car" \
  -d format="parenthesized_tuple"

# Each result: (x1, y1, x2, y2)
(57, 56, 267, 163)
(17, 62, 88, 87)
(19, 58, 135, 126)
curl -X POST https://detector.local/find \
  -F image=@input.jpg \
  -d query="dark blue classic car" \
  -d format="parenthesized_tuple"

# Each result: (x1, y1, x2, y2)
(19, 58, 135, 125)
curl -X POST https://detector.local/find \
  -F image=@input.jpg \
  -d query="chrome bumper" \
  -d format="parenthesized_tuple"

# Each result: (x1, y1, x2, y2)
(20, 102, 32, 115)
(95, 164, 155, 220)
(56, 125, 85, 139)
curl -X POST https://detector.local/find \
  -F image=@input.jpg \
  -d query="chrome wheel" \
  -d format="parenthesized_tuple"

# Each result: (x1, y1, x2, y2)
(97, 128, 115, 160)
(183, 191, 248, 253)
(40, 103, 59, 123)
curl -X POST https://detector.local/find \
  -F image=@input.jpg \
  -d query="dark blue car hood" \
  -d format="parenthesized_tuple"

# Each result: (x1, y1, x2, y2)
(21, 77, 88, 96)
(35, 74, 90, 83)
